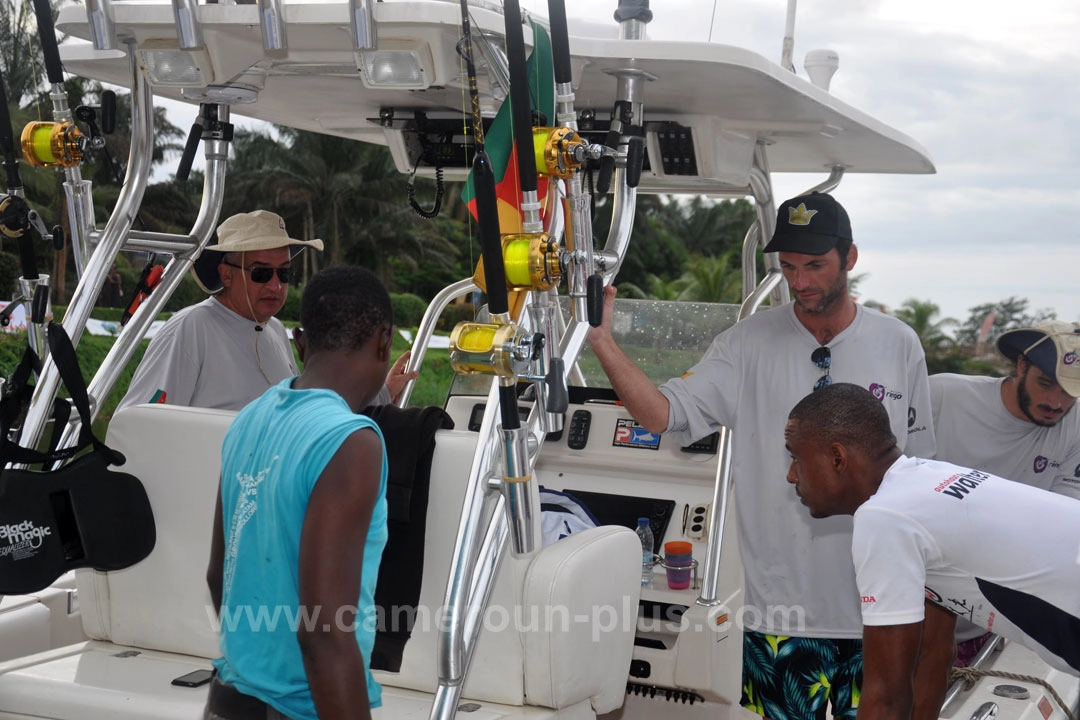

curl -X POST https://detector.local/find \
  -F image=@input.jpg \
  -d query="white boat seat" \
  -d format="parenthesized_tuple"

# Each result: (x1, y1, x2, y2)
(0, 594, 50, 663)
(78, 404, 232, 659)
(0, 404, 640, 719)
(372, 429, 642, 714)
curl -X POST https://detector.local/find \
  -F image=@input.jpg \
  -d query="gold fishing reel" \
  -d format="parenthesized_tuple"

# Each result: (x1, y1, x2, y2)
(534, 126, 588, 179)
(21, 122, 85, 168)
(449, 321, 536, 378)
(502, 233, 561, 292)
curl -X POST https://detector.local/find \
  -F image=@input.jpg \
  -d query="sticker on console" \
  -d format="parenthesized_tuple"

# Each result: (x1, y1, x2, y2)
(612, 418, 661, 451)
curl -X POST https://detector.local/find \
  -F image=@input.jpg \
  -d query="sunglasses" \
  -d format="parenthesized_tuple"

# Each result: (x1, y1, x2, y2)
(221, 260, 294, 284)
(812, 346, 832, 391)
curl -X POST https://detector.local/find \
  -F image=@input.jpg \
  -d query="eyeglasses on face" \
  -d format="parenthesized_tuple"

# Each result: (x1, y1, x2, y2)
(812, 346, 832, 391)
(221, 260, 294, 284)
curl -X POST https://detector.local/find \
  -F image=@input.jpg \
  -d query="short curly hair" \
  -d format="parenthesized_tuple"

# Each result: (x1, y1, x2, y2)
(789, 383, 896, 458)
(300, 266, 393, 353)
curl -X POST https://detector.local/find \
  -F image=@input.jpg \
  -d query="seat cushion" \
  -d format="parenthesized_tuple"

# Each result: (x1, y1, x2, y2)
(79, 404, 235, 659)
(522, 526, 640, 713)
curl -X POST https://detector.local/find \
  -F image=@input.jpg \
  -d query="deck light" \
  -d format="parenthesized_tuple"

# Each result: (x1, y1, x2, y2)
(137, 44, 214, 87)
(357, 47, 432, 90)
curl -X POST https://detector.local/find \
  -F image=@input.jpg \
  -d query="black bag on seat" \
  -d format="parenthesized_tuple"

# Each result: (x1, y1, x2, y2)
(0, 322, 155, 594)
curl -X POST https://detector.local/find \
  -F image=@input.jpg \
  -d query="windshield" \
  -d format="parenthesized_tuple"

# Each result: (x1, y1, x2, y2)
(448, 298, 740, 396)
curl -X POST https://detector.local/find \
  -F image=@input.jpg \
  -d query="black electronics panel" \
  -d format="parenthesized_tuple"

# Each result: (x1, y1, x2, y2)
(560, 488, 675, 555)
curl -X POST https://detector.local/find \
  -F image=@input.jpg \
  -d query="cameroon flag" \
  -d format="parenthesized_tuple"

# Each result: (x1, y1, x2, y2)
(461, 20, 555, 234)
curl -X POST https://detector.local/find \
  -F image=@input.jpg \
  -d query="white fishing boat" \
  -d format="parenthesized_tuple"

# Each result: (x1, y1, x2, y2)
(0, 1, 1075, 719)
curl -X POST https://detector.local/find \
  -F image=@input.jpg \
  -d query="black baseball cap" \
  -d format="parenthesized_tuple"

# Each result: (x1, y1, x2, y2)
(763, 192, 853, 255)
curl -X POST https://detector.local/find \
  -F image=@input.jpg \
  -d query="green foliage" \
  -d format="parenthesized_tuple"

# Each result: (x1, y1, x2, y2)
(437, 302, 476, 330)
(391, 293, 429, 328)
(161, 274, 209, 313)
(279, 286, 303, 323)
(894, 298, 957, 357)
(0, 250, 19, 299)
(597, 196, 754, 299)
(0, 330, 148, 439)
(676, 250, 741, 303)
(403, 347, 453, 408)
(954, 297, 1055, 351)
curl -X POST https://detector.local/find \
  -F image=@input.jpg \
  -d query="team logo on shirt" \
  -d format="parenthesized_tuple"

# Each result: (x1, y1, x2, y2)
(925, 587, 942, 603)
(1034, 456, 1049, 473)
(907, 407, 916, 428)
(1065, 351, 1078, 366)
(933, 469, 990, 500)
(868, 383, 903, 402)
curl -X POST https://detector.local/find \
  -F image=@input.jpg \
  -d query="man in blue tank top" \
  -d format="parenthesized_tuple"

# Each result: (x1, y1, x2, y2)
(205, 265, 393, 720)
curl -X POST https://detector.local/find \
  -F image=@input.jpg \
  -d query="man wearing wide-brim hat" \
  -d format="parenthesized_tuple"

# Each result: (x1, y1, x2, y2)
(929, 320, 1080, 665)
(117, 210, 323, 412)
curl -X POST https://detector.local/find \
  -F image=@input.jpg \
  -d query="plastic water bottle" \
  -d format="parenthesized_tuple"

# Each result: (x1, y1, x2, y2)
(635, 517, 655, 587)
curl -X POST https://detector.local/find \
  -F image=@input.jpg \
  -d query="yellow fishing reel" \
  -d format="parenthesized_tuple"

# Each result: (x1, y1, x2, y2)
(534, 126, 589, 179)
(21, 122, 85, 168)
(449, 321, 537, 378)
(502, 233, 561, 292)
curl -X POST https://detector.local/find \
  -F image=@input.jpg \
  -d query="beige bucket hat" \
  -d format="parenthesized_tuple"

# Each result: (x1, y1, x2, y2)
(193, 210, 324, 293)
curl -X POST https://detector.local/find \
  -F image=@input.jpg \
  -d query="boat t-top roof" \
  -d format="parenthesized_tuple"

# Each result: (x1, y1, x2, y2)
(55, 0, 934, 195)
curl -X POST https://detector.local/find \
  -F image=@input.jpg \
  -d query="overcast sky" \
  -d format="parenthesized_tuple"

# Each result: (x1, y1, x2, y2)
(153, 0, 1078, 326)
(514, 0, 1080, 326)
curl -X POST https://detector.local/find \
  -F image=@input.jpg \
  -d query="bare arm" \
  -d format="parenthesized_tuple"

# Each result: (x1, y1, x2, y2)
(912, 602, 957, 720)
(206, 477, 224, 615)
(297, 428, 382, 720)
(587, 286, 670, 433)
(858, 621, 924, 720)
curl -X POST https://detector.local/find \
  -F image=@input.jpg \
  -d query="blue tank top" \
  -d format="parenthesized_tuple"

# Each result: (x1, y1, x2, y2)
(213, 379, 388, 718)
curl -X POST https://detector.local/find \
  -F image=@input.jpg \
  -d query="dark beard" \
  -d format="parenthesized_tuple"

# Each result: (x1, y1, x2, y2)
(794, 271, 849, 316)
(1017, 368, 1070, 427)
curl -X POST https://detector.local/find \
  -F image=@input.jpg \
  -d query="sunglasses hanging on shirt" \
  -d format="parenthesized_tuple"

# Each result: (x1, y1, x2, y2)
(812, 346, 832, 391)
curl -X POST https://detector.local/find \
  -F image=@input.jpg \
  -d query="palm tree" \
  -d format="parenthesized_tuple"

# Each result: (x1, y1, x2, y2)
(895, 298, 957, 357)
(617, 273, 688, 301)
(676, 250, 741, 303)
(224, 128, 460, 291)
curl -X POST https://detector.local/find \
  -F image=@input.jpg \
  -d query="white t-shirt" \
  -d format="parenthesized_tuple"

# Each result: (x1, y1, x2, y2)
(930, 373, 1080, 499)
(118, 298, 298, 412)
(855, 455, 1080, 675)
(659, 303, 935, 637)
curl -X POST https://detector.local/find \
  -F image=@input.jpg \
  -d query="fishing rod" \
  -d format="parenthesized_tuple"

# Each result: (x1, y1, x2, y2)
(0, 68, 54, 361)
(446, 0, 545, 559)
